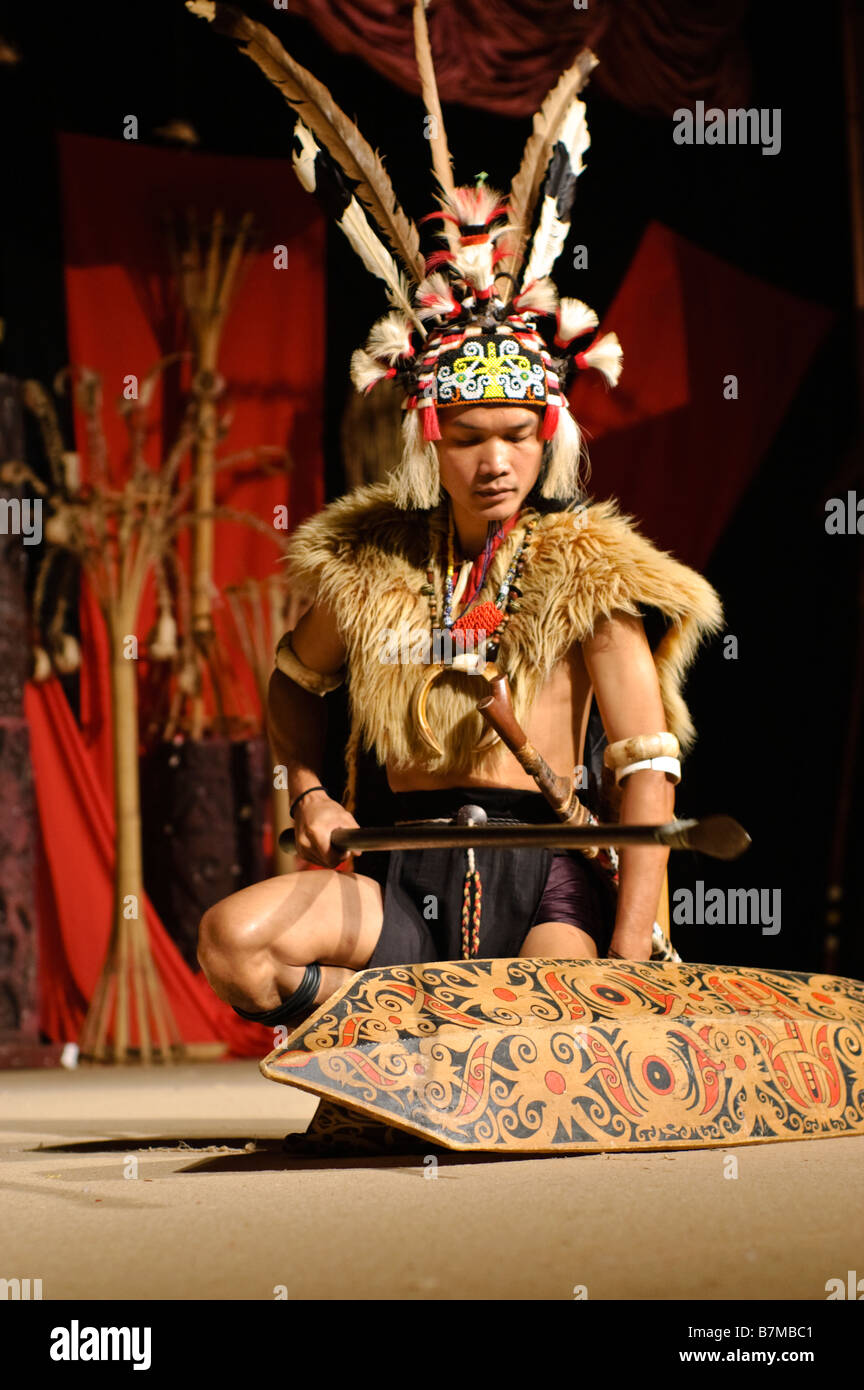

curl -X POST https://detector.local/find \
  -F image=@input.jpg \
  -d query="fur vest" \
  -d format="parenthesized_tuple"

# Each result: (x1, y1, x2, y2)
(281, 482, 723, 790)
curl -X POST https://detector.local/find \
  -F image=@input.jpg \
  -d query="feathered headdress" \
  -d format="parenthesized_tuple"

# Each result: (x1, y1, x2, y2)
(187, 0, 622, 510)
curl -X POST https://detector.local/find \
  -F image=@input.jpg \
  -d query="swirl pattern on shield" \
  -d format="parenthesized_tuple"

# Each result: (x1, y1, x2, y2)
(262, 960, 864, 1152)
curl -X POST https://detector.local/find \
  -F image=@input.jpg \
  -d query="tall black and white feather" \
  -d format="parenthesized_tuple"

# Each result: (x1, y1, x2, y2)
(187, 1, 424, 281)
(292, 122, 424, 333)
(521, 96, 590, 288)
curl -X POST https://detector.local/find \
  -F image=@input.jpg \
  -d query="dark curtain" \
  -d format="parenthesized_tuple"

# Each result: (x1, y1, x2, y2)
(284, 0, 751, 117)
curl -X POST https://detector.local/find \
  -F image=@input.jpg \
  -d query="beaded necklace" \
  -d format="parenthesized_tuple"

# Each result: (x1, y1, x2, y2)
(422, 502, 539, 662)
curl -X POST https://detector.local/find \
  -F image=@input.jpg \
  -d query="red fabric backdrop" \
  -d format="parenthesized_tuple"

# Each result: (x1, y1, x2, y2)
(29, 134, 325, 1054)
(283, 0, 751, 117)
(59, 133, 326, 791)
(28, 680, 275, 1055)
(569, 222, 835, 566)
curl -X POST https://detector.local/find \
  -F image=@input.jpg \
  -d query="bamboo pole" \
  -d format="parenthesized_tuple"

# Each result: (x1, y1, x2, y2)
(177, 208, 254, 737)
(78, 607, 182, 1063)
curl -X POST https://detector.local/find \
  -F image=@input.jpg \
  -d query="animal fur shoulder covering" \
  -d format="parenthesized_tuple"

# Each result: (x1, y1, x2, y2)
(280, 482, 724, 775)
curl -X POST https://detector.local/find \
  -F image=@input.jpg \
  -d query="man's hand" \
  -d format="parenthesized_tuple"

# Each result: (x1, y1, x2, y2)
(293, 788, 362, 869)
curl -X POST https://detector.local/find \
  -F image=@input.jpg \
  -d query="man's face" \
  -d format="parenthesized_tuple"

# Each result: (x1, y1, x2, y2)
(435, 404, 545, 519)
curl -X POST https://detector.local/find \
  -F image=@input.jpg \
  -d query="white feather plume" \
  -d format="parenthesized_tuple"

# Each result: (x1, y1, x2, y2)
(365, 311, 414, 364)
(579, 332, 623, 386)
(433, 184, 510, 254)
(453, 239, 495, 294)
(416, 271, 459, 322)
(350, 348, 392, 393)
(512, 277, 559, 318)
(556, 297, 598, 345)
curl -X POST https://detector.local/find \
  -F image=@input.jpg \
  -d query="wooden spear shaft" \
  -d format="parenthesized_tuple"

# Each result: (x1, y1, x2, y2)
(475, 668, 587, 823)
(279, 815, 750, 861)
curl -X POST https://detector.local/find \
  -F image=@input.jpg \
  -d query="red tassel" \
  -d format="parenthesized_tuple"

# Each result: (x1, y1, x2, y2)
(540, 403, 559, 439)
(574, 335, 602, 371)
(422, 401, 442, 441)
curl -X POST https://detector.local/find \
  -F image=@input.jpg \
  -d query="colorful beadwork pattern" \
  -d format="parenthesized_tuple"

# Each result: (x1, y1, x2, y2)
(263, 958, 864, 1154)
(436, 337, 547, 406)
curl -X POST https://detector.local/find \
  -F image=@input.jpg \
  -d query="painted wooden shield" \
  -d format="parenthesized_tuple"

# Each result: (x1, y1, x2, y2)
(261, 959, 864, 1155)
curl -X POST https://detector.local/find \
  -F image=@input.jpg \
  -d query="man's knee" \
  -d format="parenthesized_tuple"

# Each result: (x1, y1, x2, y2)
(197, 897, 265, 999)
(197, 893, 311, 1011)
(198, 899, 235, 970)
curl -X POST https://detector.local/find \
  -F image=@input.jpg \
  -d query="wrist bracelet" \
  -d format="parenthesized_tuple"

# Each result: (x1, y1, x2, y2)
(289, 785, 327, 818)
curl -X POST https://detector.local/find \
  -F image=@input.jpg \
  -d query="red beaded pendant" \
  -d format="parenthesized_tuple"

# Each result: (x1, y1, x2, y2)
(451, 600, 505, 637)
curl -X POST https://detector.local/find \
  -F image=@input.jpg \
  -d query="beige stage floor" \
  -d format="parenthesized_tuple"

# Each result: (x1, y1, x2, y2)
(1, 1059, 861, 1301)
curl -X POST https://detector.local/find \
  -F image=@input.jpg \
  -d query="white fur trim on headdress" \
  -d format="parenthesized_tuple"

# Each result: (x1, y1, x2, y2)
(540, 405, 587, 499)
(391, 407, 442, 510)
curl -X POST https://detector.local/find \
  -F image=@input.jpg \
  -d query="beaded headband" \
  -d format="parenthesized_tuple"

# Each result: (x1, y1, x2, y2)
(429, 334, 547, 412)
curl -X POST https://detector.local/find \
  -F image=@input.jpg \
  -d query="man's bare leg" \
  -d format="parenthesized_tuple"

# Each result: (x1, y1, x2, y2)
(198, 868, 384, 1014)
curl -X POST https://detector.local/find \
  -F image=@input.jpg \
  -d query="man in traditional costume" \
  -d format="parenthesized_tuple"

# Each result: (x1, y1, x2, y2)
(192, 2, 723, 1032)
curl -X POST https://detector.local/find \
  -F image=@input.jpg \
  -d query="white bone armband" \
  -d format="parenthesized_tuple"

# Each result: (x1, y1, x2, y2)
(604, 732, 680, 770)
(614, 756, 682, 786)
(274, 632, 346, 696)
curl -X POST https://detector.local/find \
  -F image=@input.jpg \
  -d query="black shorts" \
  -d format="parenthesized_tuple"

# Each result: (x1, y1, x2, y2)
(357, 785, 615, 968)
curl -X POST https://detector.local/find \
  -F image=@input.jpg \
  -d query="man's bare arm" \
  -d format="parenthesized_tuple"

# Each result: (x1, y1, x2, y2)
(268, 597, 345, 784)
(582, 611, 676, 959)
(268, 599, 358, 867)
